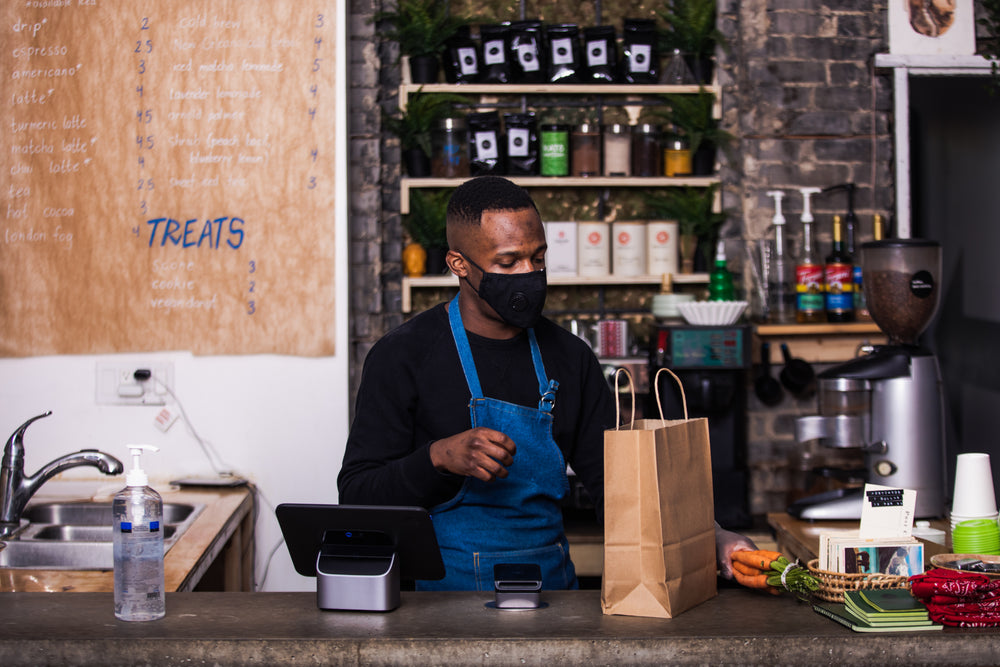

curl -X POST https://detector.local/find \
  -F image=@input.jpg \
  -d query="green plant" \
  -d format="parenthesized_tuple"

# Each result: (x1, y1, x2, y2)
(383, 89, 468, 156)
(655, 0, 729, 60)
(656, 90, 735, 155)
(403, 189, 450, 248)
(374, 0, 470, 59)
(644, 184, 727, 258)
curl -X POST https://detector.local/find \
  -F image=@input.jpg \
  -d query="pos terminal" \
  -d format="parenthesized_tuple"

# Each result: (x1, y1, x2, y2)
(276, 504, 444, 612)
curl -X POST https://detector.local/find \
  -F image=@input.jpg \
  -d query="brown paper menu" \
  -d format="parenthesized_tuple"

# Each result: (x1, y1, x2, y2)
(1, 1, 338, 357)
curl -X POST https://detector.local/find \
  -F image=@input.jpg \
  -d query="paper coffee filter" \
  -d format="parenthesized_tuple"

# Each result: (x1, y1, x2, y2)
(677, 300, 748, 326)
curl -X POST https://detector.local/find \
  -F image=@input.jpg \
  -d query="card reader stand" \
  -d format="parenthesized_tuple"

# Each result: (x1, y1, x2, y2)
(276, 504, 445, 613)
(315, 531, 400, 611)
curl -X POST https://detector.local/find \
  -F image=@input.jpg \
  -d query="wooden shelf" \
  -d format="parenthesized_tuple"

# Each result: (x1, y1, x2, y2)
(400, 176, 720, 213)
(753, 322, 887, 364)
(402, 273, 709, 313)
(755, 322, 882, 336)
(399, 82, 721, 109)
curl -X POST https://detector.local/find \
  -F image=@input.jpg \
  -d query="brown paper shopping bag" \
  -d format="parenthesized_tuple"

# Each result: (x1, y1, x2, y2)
(601, 368, 717, 618)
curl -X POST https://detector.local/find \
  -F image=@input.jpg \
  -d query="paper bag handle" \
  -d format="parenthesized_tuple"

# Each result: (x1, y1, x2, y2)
(653, 367, 689, 420)
(612, 367, 636, 430)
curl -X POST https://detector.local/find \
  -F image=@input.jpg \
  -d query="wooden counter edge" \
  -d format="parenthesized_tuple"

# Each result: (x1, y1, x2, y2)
(0, 487, 253, 593)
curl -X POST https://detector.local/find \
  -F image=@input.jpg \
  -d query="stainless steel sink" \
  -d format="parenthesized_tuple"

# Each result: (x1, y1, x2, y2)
(30, 524, 177, 542)
(0, 541, 113, 569)
(22, 502, 197, 526)
(0, 501, 204, 570)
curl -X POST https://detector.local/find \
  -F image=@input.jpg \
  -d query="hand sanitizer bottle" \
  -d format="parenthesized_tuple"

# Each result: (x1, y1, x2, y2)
(113, 444, 165, 621)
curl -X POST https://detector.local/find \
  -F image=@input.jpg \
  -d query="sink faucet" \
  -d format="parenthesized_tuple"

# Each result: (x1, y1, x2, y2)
(0, 411, 124, 538)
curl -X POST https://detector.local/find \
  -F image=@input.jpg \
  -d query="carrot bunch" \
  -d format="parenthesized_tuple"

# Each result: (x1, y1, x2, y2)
(731, 550, 820, 597)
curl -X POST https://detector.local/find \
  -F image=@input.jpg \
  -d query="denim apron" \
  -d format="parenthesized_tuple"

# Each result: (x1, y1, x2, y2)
(417, 295, 577, 591)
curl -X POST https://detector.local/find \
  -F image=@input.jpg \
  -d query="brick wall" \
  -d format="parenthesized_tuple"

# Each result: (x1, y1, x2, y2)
(717, 1, 893, 516)
(346, 0, 895, 516)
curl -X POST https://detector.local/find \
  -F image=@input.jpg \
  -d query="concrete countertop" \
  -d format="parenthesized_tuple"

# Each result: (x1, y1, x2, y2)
(0, 484, 253, 593)
(1, 588, 998, 666)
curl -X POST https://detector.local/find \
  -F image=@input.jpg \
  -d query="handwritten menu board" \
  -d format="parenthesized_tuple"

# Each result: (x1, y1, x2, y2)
(1, 1, 338, 357)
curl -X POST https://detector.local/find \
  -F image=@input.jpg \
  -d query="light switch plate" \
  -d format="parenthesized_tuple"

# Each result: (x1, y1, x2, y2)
(95, 361, 174, 406)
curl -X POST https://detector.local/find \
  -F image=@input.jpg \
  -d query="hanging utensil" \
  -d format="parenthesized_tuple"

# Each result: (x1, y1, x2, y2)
(754, 342, 784, 406)
(779, 342, 816, 398)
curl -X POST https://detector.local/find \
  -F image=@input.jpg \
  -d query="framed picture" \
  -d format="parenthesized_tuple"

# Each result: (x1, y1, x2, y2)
(888, 0, 977, 55)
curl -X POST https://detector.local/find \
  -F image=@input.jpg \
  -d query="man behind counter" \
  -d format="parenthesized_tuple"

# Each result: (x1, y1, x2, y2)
(338, 175, 753, 591)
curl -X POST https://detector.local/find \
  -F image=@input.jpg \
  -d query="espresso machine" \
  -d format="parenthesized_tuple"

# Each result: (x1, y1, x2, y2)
(790, 239, 946, 520)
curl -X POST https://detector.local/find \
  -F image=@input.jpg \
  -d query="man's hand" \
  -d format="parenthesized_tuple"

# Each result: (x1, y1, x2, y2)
(715, 523, 758, 579)
(429, 428, 516, 482)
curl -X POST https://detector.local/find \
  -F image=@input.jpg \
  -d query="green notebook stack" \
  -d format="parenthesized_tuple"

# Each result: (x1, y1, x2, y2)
(814, 589, 943, 633)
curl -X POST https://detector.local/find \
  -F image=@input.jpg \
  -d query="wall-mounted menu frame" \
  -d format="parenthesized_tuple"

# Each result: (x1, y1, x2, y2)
(1, 1, 341, 357)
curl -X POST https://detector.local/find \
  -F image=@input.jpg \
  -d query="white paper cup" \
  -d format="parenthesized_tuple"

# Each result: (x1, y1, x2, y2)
(952, 452, 998, 518)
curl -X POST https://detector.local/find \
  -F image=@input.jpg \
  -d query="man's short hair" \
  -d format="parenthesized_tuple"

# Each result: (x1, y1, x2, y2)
(446, 176, 539, 247)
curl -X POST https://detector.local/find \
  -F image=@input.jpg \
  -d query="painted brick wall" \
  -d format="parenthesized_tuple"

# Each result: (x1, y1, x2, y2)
(718, 1, 892, 516)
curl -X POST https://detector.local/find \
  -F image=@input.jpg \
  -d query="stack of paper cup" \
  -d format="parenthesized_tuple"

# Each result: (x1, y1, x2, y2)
(951, 453, 999, 532)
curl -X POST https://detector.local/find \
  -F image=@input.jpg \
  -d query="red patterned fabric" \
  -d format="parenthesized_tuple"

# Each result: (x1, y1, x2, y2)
(910, 568, 1000, 627)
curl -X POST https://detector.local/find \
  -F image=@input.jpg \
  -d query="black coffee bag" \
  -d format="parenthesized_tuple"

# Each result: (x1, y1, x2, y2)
(546, 24, 580, 84)
(503, 112, 539, 175)
(468, 111, 504, 175)
(582, 25, 618, 84)
(621, 18, 658, 84)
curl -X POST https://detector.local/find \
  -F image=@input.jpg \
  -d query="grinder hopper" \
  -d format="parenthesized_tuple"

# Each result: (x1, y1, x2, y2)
(862, 240, 942, 346)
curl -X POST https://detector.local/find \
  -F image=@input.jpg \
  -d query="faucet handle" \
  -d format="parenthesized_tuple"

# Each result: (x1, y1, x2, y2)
(4, 411, 53, 459)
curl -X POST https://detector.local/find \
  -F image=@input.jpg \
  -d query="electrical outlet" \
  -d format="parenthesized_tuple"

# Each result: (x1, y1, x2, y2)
(95, 361, 174, 406)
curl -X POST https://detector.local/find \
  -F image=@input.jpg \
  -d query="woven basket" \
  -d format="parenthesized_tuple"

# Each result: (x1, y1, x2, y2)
(806, 559, 911, 603)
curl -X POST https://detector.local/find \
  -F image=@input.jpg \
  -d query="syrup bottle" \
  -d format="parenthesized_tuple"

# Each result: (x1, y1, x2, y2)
(824, 215, 855, 322)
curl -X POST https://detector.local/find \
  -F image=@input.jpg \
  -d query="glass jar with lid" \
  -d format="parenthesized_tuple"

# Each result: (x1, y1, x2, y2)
(540, 124, 570, 176)
(631, 123, 661, 177)
(571, 122, 601, 177)
(663, 132, 692, 177)
(603, 123, 631, 176)
(431, 117, 469, 178)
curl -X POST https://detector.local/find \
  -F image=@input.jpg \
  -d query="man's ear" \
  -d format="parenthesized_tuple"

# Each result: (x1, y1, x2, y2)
(445, 250, 467, 277)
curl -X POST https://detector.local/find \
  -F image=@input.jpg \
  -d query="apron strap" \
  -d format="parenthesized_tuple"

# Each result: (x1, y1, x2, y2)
(448, 294, 484, 399)
(447, 295, 556, 412)
(528, 328, 558, 414)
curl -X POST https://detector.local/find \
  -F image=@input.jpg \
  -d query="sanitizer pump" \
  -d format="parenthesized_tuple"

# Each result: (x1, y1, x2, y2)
(113, 444, 165, 621)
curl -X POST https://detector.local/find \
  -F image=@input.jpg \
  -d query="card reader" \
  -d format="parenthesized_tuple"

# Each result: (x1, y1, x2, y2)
(493, 563, 543, 609)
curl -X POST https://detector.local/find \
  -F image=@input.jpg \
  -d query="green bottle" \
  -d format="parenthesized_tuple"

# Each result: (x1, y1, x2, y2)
(708, 240, 735, 301)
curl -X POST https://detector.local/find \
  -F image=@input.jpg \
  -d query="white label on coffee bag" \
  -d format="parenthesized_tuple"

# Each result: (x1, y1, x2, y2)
(484, 40, 506, 65)
(457, 47, 479, 75)
(629, 44, 652, 73)
(551, 38, 574, 65)
(507, 128, 530, 157)
(474, 131, 499, 160)
(586, 40, 608, 67)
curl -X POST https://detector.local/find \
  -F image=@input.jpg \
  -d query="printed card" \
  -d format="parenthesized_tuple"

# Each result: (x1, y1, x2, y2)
(859, 484, 916, 539)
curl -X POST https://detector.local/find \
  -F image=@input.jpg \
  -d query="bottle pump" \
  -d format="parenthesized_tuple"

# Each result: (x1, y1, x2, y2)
(766, 191, 795, 322)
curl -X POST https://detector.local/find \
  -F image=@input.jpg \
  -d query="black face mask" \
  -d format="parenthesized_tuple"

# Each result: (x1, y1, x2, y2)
(460, 253, 547, 329)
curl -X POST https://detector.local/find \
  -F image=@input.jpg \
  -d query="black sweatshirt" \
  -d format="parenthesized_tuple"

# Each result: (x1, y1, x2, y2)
(338, 302, 614, 516)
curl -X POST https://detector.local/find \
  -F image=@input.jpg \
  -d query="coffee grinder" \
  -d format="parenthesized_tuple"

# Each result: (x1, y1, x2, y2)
(790, 239, 946, 520)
